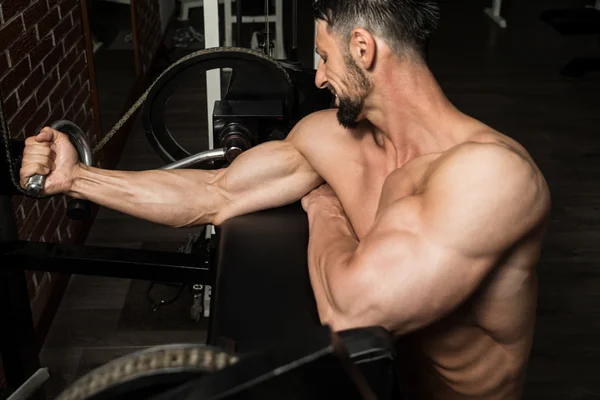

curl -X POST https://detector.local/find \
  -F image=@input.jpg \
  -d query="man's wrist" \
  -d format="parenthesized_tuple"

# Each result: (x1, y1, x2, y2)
(307, 204, 352, 235)
(67, 163, 85, 199)
(307, 202, 343, 220)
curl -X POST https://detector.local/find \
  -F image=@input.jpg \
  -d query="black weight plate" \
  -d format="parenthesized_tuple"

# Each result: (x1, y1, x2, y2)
(142, 48, 295, 164)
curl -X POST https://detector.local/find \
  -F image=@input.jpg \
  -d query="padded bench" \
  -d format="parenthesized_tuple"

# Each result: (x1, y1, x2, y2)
(207, 202, 402, 399)
(207, 202, 320, 353)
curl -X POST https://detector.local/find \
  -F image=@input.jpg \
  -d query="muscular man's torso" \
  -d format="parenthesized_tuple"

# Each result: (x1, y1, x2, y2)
(295, 110, 546, 399)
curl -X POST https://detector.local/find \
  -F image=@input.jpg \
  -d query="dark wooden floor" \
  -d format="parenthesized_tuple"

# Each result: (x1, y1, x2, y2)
(39, 0, 600, 399)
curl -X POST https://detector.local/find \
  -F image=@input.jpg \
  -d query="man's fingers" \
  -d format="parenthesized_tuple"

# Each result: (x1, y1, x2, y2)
(19, 127, 61, 190)
(23, 144, 55, 159)
(20, 163, 51, 178)
(20, 164, 51, 188)
(301, 196, 310, 212)
(37, 127, 57, 142)
(25, 133, 50, 146)
(21, 155, 55, 170)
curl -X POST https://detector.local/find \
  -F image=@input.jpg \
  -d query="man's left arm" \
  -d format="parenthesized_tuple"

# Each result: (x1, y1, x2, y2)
(303, 144, 550, 334)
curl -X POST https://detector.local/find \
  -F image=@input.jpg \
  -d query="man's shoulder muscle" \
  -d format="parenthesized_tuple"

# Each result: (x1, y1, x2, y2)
(287, 109, 352, 152)
(382, 142, 550, 254)
(387, 141, 546, 198)
(431, 141, 548, 202)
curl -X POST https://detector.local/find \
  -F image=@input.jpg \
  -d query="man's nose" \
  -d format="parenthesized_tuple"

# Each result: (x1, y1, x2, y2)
(314, 60, 328, 89)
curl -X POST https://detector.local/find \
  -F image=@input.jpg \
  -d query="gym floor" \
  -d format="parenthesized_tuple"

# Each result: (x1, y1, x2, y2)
(40, 0, 600, 398)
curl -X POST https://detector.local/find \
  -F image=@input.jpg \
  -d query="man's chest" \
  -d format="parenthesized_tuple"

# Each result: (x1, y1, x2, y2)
(309, 148, 436, 239)
(334, 174, 386, 239)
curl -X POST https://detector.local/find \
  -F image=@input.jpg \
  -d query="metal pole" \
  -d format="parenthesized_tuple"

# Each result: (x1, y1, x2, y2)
(492, 0, 501, 15)
(291, 0, 298, 61)
(159, 148, 226, 170)
(484, 0, 507, 28)
(6, 368, 50, 400)
(0, 196, 42, 393)
(275, 0, 284, 59)
(264, 0, 270, 56)
(203, 0, 221, 150)
(314, 22, 320, 69)
(236, 0, 243, 47)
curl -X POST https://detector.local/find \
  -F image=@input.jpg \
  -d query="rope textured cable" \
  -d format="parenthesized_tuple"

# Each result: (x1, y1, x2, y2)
(55, 344, 239, 400)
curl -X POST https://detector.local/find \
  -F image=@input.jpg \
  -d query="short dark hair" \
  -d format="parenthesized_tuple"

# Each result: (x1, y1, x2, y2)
(313, 0, 440, 59)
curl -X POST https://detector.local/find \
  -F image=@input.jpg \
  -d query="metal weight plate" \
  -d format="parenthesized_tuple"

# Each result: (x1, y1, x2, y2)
(56, 344, 238, 400)
(142, 48, 295, 164)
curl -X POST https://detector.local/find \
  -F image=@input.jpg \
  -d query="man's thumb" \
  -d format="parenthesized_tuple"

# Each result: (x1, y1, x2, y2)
(35, 127, 55, 143)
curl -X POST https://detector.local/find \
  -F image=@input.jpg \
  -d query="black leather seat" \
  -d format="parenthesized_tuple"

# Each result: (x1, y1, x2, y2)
(207, 202, 320, 353)
(207, 203, 402, 399)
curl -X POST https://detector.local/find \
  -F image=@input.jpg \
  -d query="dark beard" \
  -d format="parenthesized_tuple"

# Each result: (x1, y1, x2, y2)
(336, 54, 372, 129)
(337, 95, 364, 129)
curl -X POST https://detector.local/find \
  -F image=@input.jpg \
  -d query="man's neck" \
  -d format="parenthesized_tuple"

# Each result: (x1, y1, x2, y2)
(363, 60, 466, 164)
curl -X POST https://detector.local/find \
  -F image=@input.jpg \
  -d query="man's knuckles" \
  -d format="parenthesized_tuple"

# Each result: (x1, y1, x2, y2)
(38, 127, 57, 140)
(25, 136, 41, 145)
(21, 163, 48, 177)
(23, 144, 54, 158)
(22, 154, 53, 166)
(27, 127, 63, 144)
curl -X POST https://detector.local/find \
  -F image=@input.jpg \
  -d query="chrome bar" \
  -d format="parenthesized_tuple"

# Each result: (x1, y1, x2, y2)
(7, 368, 50, 400)
(160, 148, 226, 170)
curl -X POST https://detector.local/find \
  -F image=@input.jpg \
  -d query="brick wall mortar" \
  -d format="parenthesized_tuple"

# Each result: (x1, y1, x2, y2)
(0, 0, 98, 387)
(134, 0, 161, 75)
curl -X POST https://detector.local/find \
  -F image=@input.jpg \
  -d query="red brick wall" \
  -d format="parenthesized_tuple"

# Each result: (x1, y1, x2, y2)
(0, 0, 98, 387)
(133, 0, 161, 75)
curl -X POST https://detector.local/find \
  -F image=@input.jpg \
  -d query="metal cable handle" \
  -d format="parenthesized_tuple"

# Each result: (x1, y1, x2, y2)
(160, 148, 227, 170)
(264, 0, 270, 56)
(291, 0, 298, 61)
(236, 0, 243, 46)
(26, 134, 241, 201)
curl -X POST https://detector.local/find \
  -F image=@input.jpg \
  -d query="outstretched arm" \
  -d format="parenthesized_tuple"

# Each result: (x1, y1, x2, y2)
(21, 114, 325, 228)
(70, 140, 322, 227)
(302, 144, 550, 334)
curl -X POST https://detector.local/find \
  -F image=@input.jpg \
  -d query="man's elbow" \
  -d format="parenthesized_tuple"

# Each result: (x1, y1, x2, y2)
(192, 187, 231, 226)
(168, 214, 212, 229)
(170, 202, 223, 228)
(319, 310, 356, 332)
(314, 293, 353, 332)
(210, 210, 229, 227)
(317, 296, 388, 333)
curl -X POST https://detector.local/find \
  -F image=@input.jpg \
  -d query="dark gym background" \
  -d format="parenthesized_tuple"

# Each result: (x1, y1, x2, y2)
(0, 0, 599, 398)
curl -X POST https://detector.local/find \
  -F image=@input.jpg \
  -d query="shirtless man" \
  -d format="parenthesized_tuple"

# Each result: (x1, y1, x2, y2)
(19, 0, 550, 398)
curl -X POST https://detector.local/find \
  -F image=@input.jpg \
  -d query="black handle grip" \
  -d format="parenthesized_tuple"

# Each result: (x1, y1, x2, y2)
(67, 198, 91, 220)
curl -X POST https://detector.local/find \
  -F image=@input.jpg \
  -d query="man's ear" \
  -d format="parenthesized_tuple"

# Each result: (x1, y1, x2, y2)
(350, 28, 376, 70)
